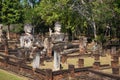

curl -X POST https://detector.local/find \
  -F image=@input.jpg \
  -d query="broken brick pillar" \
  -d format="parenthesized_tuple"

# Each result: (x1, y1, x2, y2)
(94, 54, 100, 61)
(93, 61, 100, 70)
(110, 47, 119, 75)
(61, 54, 67, 64)
(112, 55, 119, 62)
(93, 54, 100, 70)
(111, 60, 119, 74)
(68, 64, 75, 78)
(45, 69, 53, 80)
(78, 58, 84, 68)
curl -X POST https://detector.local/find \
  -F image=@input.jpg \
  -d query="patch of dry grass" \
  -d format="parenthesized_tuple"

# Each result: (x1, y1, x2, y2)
(29, 54, 113, 70)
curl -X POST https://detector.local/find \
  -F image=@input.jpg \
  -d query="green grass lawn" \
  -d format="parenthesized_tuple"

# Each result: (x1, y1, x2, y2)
(0, 69, 28, 80)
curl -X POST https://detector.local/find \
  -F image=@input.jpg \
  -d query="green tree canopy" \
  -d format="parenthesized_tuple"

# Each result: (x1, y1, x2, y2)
(0, 0, 2, 22)
(1, 0, 24, 39)
(21, 0, 40, 24)
(2, 0, 24, 24)
(72, 0, 113, 39)
(34, 0, 82, 34)
(34, 0, 113, 39)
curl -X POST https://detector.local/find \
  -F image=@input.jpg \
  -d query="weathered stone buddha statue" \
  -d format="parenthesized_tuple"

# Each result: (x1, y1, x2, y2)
(51, 22, 65, 71)
(20, 24, 34, 48)
(19, 24, 42, 71)
(0, 24, 8, 54)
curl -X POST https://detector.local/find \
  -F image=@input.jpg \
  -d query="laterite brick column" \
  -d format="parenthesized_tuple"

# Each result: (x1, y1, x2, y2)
(68, 64, 75, 78)
(78, 58, 84, 68)
(111, 47, 119, 74)
(93, 52, 100, 70)
(61, 54, 67, 64)
(45, 69, 53, 80)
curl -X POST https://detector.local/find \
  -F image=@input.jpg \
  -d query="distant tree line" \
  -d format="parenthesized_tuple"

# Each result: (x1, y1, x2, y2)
(0, 0, 120, 43)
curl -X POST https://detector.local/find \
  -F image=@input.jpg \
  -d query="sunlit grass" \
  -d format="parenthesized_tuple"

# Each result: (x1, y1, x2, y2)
(102, 69, 112, 73)
(0, 69, 28, 80)
(100, 54, 111, 65)
(37, 54, 113, 70)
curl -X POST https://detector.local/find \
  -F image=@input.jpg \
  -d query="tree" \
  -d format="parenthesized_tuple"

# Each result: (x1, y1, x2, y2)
(1, 0, 24, 39)
(21, 0, 40, 8)
(72, 0, 113, 39)
(34, 0, 116, 41)
(29, 0, 41, 8)
(20, 0, 40, 29)
(111, 0, 120, 39)
(34, 0, 82, 35)
(0, 0, 2, 22)
(114, 0, 120, 14)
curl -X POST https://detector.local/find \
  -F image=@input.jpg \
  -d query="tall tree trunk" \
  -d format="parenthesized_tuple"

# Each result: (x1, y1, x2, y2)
(7, 24, 10, 40)
(92, 21, 97, 39)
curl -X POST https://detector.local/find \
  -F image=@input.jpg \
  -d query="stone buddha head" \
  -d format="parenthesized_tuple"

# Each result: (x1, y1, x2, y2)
(24, 24, 33, 34)
(54, 22, 61, 33)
